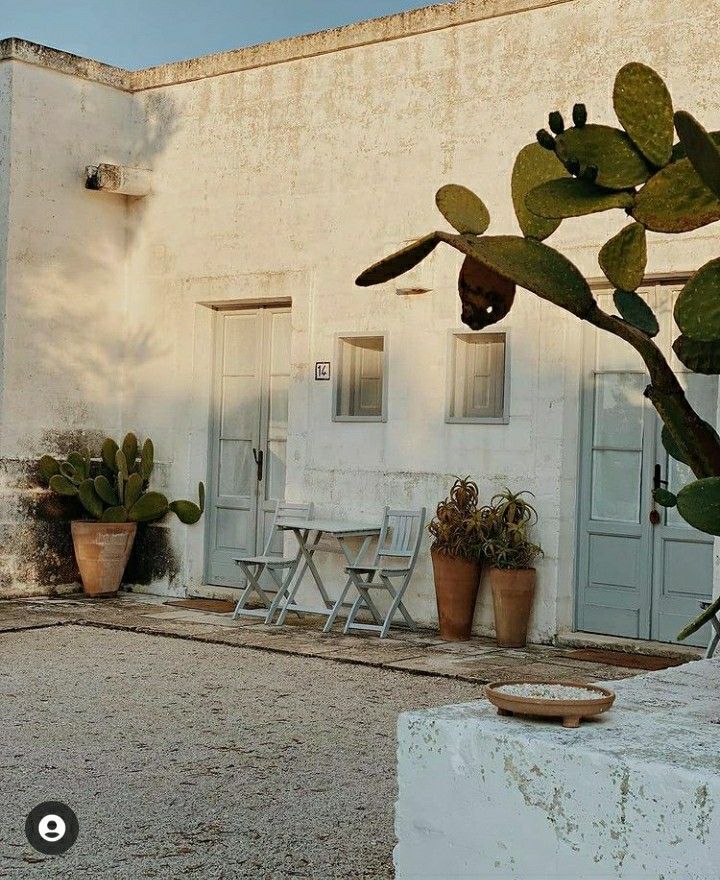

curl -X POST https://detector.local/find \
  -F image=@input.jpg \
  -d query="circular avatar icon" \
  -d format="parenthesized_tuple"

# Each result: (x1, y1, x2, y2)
(25, 801, 79, 855)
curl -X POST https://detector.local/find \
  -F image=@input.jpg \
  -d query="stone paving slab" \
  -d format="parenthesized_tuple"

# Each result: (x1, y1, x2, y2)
(0, 595, 699, 685)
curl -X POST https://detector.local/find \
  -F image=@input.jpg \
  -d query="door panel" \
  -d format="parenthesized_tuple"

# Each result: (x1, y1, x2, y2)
(577, 285, 715, 646)
(206, 307, 290, 586)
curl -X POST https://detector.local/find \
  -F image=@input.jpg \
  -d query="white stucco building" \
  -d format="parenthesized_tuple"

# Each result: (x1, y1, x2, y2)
(0, 0, 718, 648)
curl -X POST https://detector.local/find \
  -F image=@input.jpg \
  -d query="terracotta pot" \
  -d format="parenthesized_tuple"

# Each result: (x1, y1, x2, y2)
(71, 521, 137, 598)
(431, 549, 481, 641)
(489, 567, 536, 647)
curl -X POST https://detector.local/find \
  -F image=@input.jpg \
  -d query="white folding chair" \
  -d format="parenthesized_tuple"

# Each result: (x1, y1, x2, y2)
(232, 501, 313, 623)
(341, 507, 426, 639)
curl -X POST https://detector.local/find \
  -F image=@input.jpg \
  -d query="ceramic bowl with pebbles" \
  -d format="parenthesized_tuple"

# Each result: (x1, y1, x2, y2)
(484, 679, 615, 728)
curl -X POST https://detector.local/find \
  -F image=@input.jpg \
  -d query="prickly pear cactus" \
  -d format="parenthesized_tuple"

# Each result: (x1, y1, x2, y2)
(355, 60, 720, 641)
(40, 435, 206, 527)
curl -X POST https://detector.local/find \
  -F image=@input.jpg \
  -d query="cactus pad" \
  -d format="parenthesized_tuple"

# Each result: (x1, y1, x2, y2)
(140, 438, 154, 481)
(674, 258, 720, 342)
(122, 433, 138, 469)
(599, 222, 647, 291)
(672, 335, 720, 374)
(671, 130, 720, 162)
(101, 438, 119, 472)
(356, 233, 441, 286)
(94, 475, 119, 506)
(78, 479, 104, 519)
(448, 234, 594, 318)
(676, 477, 720, 536)
(613, 62, 673, 167)
(525, 177, 634, 219)
(632, 157, 720, 232)
(128, 491, 169, 523)
(678, 593, 720, 641)
(554, 124, 651, 189)
(435, 184, 490, 235)
(101, 506, 128, 523)
(662, 424, 690, 465)
(458, 256, 515, 330)
(125, 472, 144, 510)
(674, 110, 720, 199)
(49, 474, 78, 496)
(653, 488, 677, 508)
(169, 500, 203, 525)
(38, 455, 60, 481)
(511, 143, 569, 240)
(613, 290, 659, 336)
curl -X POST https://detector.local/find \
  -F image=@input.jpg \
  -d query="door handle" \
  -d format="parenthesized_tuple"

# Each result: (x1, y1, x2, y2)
(252, 448, 264, 482)
(653, 463, 667, 492)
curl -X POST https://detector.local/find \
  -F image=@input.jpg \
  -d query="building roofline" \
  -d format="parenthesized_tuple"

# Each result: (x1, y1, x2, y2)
(0, 0, 575, 93)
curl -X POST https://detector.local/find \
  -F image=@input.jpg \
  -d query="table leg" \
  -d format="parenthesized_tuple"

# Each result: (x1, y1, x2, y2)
(275, 529, 330, 626)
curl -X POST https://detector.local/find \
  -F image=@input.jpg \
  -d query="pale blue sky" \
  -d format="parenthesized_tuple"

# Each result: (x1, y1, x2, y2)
(0, 1, 442, 70)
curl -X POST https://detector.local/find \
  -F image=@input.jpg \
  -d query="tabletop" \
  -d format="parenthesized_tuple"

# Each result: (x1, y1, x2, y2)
(275, 516, 381, 537)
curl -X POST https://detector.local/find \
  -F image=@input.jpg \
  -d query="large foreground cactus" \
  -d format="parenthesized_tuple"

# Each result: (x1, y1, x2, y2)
(40, 433, 205, 526)
(357, 62, 720, 640)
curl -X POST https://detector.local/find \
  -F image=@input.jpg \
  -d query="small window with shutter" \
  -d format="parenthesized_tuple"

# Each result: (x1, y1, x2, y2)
(447, 331, 509, 423)
(334, 334, 387, 421)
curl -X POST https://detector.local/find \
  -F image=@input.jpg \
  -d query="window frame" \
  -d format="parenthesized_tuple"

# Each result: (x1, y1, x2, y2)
(445, 328, 511, 425)
(332, 332, 389, 423)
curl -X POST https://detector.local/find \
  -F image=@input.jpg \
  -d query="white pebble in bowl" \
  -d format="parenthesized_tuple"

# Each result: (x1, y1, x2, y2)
(495, 683, 599, 701)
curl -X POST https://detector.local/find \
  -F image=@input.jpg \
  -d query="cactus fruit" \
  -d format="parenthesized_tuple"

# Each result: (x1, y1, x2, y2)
(511, 143, 570, 240)
(613, 290, 659, 337)
(435, 184, 490, 235)
(599, 222, 647, 291)
(613, 62, 674, 167)
(674, 258, 720, 342)
(536, 129, 556, 151)
(458, 256, 515, 330)
(548, 111, 565, 134)
(355, 233, 441, 286)
(554, 124, 651, 189)
(525, 177, 634, 219)
(633, 157, 720, 232)
(672, 335, 720, 374)
(572, 103, 587, 128)
(674, 111, 720, 199)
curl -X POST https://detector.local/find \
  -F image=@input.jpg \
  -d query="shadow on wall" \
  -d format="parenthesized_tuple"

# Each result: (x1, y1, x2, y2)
(0, 87, 184, 596)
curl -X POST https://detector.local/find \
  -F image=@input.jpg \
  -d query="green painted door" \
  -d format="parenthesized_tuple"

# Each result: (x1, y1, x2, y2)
(576, 285, 715, 647)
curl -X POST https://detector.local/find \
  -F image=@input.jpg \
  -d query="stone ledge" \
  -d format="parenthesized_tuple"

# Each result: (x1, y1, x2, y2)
(0, 1, 575, 92)
(396, 659, 720, 879)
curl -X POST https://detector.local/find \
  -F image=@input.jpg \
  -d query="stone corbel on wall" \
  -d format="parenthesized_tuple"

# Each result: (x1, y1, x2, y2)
(85, 163, 152, 196)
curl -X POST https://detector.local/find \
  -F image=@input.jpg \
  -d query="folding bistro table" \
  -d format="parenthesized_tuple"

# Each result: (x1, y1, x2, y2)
(270, 517, 383, 628)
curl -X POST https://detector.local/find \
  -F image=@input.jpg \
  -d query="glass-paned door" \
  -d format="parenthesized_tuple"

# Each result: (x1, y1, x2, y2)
(576, 285, 715, 647)
(206, 306, 290, 586)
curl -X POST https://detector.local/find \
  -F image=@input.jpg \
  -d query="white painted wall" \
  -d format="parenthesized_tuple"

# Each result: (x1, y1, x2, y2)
(2, 0, 720, 634)
(121, 0, 720, 639)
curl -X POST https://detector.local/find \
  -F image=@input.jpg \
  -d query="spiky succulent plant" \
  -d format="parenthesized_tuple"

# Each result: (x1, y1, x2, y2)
(356, 62, 720, 641)
(39, 433, 205, 526)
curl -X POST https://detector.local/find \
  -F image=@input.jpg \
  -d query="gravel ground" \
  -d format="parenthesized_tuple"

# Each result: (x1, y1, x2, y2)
(0, 625, 481, 879)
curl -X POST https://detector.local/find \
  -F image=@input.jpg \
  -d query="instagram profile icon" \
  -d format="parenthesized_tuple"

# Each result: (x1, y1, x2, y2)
(25, 801, 79, 855)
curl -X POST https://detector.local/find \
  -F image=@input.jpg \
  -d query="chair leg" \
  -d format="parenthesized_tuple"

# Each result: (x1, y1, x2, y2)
(323, 575, 357, 633)
(707, 619, 720, 659)
(379, 574, 416, 637)
(233, 563, 271, 619)
(343, 593, 366, 635)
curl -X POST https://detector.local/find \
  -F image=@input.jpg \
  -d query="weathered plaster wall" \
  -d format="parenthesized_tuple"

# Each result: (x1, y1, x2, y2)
(122, 0, 720, 639)
(0, 61, 135, 595)
(396, 660, 720, 878)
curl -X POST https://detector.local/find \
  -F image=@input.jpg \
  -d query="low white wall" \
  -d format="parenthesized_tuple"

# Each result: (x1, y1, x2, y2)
(396, 659, 720, 879)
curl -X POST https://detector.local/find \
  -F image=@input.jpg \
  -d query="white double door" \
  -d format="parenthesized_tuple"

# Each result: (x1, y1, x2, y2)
(206, 307, 290, 587)
(576, 285, 717, 647)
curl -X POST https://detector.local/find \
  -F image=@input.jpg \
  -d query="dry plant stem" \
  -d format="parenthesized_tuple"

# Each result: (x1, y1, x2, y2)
(588, 302, 720, 479)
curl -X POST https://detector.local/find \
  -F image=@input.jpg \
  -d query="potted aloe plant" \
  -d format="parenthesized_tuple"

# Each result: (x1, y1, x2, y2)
(39, 433, 205, 597)
(481, 489, 543, 647)
(428, 477, 487, 640)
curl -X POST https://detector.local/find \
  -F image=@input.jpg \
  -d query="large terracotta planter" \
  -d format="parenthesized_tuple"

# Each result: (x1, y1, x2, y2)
(71, 521, 137, 598)
(489, 567, 536, 647)
(431, 549, 481, 641)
